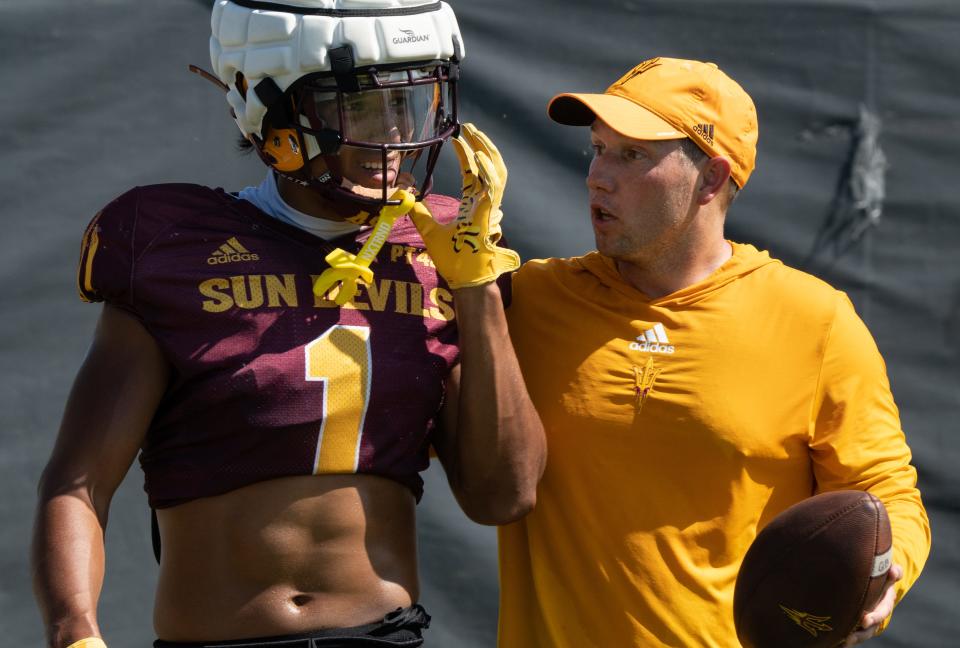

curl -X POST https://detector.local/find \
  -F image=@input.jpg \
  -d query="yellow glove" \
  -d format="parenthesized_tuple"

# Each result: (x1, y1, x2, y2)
(65, 639, 107, 648)
(409, 123, 520, 289)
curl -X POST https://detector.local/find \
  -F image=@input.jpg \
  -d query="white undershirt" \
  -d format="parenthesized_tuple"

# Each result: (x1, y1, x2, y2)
(237, 171, 361, 239)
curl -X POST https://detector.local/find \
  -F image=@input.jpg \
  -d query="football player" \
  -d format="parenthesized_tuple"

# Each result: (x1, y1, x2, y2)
(30, 2, 545, 647)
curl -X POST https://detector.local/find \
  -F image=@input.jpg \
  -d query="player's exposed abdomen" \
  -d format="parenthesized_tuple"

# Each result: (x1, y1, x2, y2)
(152, 473, 418, 641)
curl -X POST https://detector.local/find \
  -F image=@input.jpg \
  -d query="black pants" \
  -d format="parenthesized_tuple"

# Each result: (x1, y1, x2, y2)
(153, 604, 431, 647)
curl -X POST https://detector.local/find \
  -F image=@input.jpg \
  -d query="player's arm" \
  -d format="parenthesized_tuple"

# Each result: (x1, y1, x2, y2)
(432, 282, 546, 525)
(31, 305, 170, 648)
(410, 124, 545, 525)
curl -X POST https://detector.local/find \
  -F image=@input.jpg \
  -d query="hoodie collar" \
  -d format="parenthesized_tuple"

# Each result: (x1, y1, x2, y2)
(576, 241, 780, 306)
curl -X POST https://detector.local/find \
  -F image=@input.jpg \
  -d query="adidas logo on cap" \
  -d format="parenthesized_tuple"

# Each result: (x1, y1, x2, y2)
(693, 122, 715, 145)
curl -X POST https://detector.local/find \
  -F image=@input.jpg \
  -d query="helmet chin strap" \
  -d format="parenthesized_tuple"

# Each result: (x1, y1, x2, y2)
(272, 168, 377, 226)
(282, 145, 424, 226)
(273, 156, 406, 227)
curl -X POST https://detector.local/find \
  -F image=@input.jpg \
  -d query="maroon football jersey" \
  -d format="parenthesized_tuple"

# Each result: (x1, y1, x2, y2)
(77, 184, 460, 507)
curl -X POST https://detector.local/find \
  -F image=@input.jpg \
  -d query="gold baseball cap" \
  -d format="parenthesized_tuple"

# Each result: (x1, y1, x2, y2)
(548, 57, 758, 188)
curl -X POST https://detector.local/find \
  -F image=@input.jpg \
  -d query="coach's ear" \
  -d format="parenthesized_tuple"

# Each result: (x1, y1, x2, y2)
(697, 156, 732, 206)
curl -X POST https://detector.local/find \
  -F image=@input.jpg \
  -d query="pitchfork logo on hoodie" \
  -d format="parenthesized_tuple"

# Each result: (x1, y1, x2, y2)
(394, 29, 430, 44)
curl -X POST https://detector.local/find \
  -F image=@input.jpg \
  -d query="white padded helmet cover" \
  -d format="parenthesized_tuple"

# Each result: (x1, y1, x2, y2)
(210, 0, 464, 138)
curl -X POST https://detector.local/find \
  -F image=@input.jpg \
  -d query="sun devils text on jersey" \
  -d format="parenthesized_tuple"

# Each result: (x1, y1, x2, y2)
(77, 183, 460, 507)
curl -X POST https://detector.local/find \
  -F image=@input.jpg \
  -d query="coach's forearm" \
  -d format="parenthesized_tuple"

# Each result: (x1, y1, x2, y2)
(450, 282, 546, 524)
(32, 489, 106, 648)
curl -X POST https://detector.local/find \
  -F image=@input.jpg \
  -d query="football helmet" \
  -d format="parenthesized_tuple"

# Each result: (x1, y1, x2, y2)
(208, 0, 464, 218)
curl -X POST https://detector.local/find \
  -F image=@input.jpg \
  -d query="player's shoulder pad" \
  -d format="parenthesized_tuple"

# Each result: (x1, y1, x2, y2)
(77, 183, 228, 305)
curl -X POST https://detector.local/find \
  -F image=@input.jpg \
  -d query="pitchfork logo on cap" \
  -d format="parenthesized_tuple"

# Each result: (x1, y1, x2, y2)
(614, 57, 663, 88)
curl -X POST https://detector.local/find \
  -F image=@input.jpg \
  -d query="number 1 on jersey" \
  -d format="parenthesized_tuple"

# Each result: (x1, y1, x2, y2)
(305, 325, 372, 474)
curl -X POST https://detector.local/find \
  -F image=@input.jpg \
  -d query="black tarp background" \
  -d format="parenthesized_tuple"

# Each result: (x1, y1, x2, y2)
(2, 0, 957, 645)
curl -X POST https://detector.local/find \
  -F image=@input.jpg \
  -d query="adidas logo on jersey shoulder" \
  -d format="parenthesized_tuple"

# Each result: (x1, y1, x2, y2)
(207, 237, 260, 265)
(629, 322, 675, 354)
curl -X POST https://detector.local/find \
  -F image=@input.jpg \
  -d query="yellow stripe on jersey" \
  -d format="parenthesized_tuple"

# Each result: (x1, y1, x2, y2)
(77, 211, 102, 302)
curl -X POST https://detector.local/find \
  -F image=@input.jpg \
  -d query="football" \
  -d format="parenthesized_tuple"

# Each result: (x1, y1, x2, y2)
(733, 490, 892, 648)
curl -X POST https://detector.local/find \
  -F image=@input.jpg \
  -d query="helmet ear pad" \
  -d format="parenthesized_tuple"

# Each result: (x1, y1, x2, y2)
(243, 75, 308, 173)
(247, 75, 343, 175)
(256, 128, 305, 173)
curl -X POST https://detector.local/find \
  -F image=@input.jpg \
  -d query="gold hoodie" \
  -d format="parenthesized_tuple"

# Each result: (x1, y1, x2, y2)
(498, 242, 930, 648)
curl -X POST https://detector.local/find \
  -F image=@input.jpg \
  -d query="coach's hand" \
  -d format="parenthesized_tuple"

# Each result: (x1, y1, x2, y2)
(409, 123, 519, 289)
(842, 563, 903, 646)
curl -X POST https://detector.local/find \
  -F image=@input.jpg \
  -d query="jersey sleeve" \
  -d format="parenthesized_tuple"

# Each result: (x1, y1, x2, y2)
(77, 189, 140, 310)
(809, 292, 931, 622)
